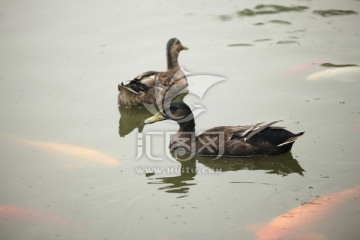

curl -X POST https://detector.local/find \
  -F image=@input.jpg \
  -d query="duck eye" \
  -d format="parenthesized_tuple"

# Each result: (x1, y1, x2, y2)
(164, 107, 184, 120)
(175, 109, 187, 117)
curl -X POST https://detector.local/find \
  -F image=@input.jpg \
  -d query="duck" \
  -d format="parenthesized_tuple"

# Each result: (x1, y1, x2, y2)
(118, 38, 189, 108)
(144, 102, 304, 157)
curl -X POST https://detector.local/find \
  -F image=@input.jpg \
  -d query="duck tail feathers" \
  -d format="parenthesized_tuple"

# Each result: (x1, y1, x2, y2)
(246, 120, 283, 140)
(118, 84, 139, 95)
(277, 132, 304, 147)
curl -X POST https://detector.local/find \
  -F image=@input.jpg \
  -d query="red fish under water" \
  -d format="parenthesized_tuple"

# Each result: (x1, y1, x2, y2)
(306, 66, 360, 81)
(356, 123, 360, 133)
(6, 135, 121, 168)
(0, 204, 68, 225)
(285, 60, 325, 75)
(255, 187, 360, 240)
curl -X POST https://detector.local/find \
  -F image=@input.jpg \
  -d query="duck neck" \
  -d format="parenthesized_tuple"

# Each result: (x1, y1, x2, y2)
(167, 50, 180, 70)
(178, 118, 196, 133)
(170, 114, 196, 153)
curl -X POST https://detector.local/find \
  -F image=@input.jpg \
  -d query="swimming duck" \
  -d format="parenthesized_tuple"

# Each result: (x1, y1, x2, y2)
(144, 102, 304, 157)
(118, 38, 189, 108)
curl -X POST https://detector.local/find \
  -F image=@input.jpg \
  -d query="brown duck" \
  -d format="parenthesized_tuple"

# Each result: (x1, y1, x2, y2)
(118, 38, 188, 108)
(144, 102, 304, 157)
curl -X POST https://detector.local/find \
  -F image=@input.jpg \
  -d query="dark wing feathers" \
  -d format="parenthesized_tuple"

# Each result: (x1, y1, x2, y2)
(277, 132, 304, 147)
(245, 120, 283, 140)
(119, 71, 159, 94)
(230, 120, 283, 141)
(118, 84, 139, 94)
(134, 71, 159, 81)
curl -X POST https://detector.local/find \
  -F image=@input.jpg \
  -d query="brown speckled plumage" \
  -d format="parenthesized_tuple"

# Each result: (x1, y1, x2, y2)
(118, 38, 188, 108)
(145, 102, 304, 157)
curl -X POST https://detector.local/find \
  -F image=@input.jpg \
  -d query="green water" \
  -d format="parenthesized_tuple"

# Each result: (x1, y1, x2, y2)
(1, 0, 360, 239)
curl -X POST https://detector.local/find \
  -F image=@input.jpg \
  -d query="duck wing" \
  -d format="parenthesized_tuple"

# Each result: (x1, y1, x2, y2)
(228, 121, 304, 155)
(156, 68, 187, 86)
(119, 71, 159, 94)
(197, 121, 303, 156)
(118, 83, 140, 94)
(118, 68, 188, 107)
(233, 120, 284, 141)
(133, 71, 159, 86)
(201, 121, 282, 141)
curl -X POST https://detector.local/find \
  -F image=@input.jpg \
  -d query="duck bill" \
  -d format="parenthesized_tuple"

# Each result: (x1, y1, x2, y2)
(144, 113, 166, 124)
(181, 45, 189, 51)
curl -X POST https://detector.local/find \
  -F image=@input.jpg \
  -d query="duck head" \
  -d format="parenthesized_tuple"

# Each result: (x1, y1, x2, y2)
(166, 38, 188, 70)
(144, 102, 195, 131)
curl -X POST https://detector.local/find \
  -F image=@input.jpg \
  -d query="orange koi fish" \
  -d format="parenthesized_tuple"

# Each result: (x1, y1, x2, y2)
(306, 66, 360, 81)
(356, 123, 360, 133)
(255, 187, 360, 240)
(285, 60, 325, 75)
(0, 204, 68, 225)
(5, 135, 120, 168)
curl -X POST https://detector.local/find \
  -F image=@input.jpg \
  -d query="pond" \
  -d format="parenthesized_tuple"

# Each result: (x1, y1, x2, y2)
(1, 0, 360, 239)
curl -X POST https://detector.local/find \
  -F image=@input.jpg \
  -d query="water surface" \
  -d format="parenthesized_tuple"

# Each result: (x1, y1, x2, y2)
(1, 0, 360, 239)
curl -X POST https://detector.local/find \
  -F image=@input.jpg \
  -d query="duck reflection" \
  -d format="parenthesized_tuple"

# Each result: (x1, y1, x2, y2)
(147, 159, 196, 195)
(118, 92, 188, 137)
(197, 152, 305, 176)
(118, 106, 153, 137)
(146, 152, 305, 196)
